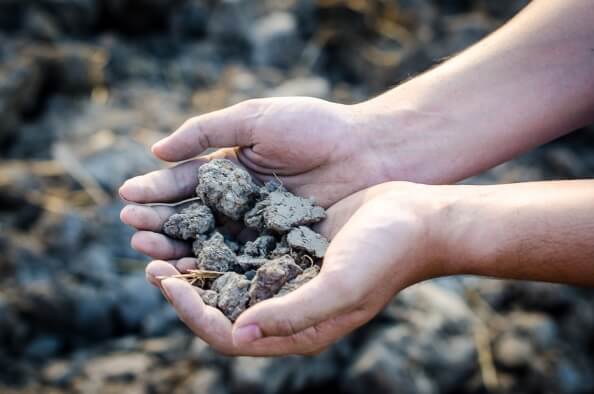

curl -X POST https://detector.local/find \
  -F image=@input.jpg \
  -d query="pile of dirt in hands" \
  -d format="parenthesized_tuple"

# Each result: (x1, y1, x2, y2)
(159, 159, 328, 321)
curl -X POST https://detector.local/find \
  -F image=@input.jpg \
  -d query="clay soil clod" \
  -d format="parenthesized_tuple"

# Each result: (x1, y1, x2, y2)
(159, 159, 328, 321)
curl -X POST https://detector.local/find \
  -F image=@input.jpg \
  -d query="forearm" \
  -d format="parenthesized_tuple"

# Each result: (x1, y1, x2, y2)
(356, 0, 594, 184)
(441, 180, 594, 286)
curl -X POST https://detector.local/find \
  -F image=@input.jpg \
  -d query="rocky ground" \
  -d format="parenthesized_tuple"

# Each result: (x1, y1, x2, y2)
(1, 1, 593, 393)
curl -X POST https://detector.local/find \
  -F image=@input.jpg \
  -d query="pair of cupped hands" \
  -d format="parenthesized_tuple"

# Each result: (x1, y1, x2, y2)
(120, 97, 449, 356)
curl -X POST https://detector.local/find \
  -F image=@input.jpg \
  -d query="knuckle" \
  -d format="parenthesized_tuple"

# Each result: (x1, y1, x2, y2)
(238, 98, 263, 112)
(272, 317, 300, 337)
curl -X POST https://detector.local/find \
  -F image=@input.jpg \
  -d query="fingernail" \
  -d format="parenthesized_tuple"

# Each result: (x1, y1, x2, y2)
(233, 324, 262, 346)
(118, 179, 136, 199)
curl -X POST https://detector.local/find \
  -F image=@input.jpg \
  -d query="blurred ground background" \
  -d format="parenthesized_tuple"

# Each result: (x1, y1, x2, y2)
(1, 0, 593, 393)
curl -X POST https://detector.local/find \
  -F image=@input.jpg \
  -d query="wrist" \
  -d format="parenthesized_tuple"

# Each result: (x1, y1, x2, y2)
(372, 183, 476, 283)
(430, 184, 503, 278)
(350, 89, 471, 186)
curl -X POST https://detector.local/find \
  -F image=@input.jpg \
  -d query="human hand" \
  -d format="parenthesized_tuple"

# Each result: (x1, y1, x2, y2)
(119, 97, 392, 210)
(141, 181, 453, 356)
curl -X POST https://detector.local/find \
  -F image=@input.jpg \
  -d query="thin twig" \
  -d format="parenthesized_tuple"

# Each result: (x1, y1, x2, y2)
(302, 254, 315, 268)
(139, 196, 203, 208)
(272, 171, 284, 188)
(464, 287, 500, 393)
(156, 269, 224, 282)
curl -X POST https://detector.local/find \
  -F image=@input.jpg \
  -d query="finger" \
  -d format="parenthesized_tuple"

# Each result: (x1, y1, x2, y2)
(173, 257, 198, 273)
(160, 277, 237, 352)
(119, 159, 206, 203)
(120, 204, 176, 231)
(236, 308, 366, 356)
(161, 276, 355, 356)
(146, 260, 179, 288)
(232, 269, 358, 344)
(131, 231, 191, 260)
(152, 100, 262, 162)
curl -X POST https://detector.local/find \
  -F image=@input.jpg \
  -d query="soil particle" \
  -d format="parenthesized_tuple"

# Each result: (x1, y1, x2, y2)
(197, 288, 219, 308)
(197, 232, 237, 272)
(212, 272, 251, 321)
(242, 235, 276, 257)
(249, 255, 303, 306)
(236, 255, 270, 271)
(196, 159, 259, 221)
(192, 234, 208, 256)
(277, 265, 320, 297)
(244, 190, 326, 233)
(287, 226, 329, 258)
(162, 203, 215, 240)
(269, 236, 291, 258)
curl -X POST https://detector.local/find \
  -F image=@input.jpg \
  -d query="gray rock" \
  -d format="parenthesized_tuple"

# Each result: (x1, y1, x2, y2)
(142, 304, 181, 337)
(115, 274, 163, 331)
(24, 335, 61, 360)
(277, 265, 320, 297)
(212, 272, 251, 321)
(207, 0, 257, 47)
(198, 232, 237, 272)
(344, 336, 437, 394)
(0, 56, 42, 145)
(81, 137, 161, 193)
(22, 7, 61, 41)
(197, 288, 219, 308)
(287, 226, 328, 258)
(236, 255, 270, 271)
(242, 235, 276, 257)
(196, 159, 259, 221)
(163, 203, 215, 240)
(73, 284, 117, 338)
(249, 12, 303, 69)
(169, 0, 209, 38)
(244, 190, 326, 233)
(230, 344, 347, 394)
(249, 255, 302, 305)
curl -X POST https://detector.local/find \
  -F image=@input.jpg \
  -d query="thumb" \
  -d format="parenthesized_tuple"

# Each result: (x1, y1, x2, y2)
(152, 100, 263, 162)
(231, 268, 358, 345)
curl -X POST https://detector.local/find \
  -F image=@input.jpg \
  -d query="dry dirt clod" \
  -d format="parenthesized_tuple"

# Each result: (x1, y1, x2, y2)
(196, 159, 259, 221)
(244, 190, 326, 233)
(242, 234, 276, 257)
(196, 288, 219, 308)
(277, 265, 320, 297)
(287, 226, 329, 259)
(211, 272, 251, 321)
(162, 203, 215, 240)
(269, 236, 291, 258)
(249, 255, 303, 306)
(192, 234, 208, 256)
(236, 255, 271, 271)
(197, 232, 237, 272)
